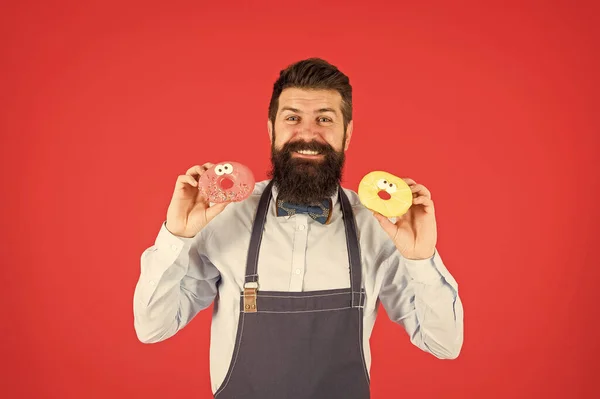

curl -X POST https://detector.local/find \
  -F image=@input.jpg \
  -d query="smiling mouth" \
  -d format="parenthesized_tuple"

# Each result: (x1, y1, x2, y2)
(293, 150, 323, 158)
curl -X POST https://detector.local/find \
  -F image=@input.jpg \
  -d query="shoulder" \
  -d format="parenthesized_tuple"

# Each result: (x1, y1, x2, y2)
(339, 186, 376, 228)
(340, 186, 372, 220)
(340, 185, 397, 260)
(252, 179, 271, 197)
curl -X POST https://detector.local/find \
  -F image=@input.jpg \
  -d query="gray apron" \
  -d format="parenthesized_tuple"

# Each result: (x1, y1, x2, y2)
(214, 181, 370, 398)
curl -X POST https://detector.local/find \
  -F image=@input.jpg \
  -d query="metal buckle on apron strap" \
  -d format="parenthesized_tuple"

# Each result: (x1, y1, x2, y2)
(243, 282, 258, 313)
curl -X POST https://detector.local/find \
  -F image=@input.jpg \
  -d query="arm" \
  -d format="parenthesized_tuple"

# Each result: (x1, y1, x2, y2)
(133, 222, 220, 343)
(378, 247, 464, 359)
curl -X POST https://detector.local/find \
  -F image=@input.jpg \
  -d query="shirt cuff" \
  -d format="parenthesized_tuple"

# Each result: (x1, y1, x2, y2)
(403, 248, 458, 288)
(152, 221, 195, 264)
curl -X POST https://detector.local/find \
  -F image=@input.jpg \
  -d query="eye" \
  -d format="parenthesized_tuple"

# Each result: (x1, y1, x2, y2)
(318, 116, 332, 123)
(214, 165, 226, 176)
(376, 179, 388, 190)
(222, 163, 233, 174)
(286, 115, 300, 122)
(386, 183, 397, 193)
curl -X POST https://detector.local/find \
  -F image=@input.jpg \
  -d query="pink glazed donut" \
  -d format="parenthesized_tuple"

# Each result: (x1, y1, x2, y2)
(198, 161, 255, 203)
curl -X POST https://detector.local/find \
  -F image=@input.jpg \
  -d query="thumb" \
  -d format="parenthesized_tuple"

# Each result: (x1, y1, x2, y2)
(372, 211, 398, 241)
(205, 201, 231, 223)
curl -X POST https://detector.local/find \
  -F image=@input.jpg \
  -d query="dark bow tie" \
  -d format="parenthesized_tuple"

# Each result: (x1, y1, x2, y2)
(276, 198, 332, 224)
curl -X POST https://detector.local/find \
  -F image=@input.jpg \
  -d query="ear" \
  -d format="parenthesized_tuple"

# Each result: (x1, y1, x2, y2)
(267, 120, 274, 144)
(344, 120, 354, 151)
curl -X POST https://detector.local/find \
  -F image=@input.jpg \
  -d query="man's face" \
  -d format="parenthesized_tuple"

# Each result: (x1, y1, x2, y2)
(269, 87, 352, 155)
(267, 88, 354, 205)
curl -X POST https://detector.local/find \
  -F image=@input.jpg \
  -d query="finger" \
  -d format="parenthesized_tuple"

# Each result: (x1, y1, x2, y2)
(402, 177, 417, 186)
(372, 211, 399, 241)
(186, 163, 214, 178)
(413, 196, 435, 212)
(176, 174, 198, 189)
(185, 165, 201, 176)
(410, 183, 431, 199)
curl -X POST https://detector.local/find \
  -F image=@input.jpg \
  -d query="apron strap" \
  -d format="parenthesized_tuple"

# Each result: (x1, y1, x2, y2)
(338, 187, 363, 304)
(244, 180, 275, 286)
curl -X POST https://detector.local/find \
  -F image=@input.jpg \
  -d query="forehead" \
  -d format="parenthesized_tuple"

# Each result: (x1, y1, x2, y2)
(278, 87, 342, 112)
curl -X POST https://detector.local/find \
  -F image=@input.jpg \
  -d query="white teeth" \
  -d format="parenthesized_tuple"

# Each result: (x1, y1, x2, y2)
(297, 150, 320, 155)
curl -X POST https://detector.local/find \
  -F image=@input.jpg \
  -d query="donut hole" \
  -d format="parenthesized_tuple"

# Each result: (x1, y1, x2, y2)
(218, 176, 235, 190)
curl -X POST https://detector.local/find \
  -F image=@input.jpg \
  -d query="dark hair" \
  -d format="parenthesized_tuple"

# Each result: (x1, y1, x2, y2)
(268, 58, 352, 131)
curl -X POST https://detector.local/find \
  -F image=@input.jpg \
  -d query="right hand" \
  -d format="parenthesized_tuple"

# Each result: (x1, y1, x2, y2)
(165, 163, 231, 238)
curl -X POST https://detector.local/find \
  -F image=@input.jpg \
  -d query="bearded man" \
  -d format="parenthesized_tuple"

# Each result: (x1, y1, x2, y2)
(133, 58, 464, 399)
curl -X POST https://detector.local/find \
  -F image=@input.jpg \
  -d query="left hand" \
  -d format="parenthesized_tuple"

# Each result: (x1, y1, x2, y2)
(373, 178, 437, 260)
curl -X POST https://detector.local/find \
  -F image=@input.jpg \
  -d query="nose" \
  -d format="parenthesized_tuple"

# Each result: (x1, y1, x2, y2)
(295, 119, 321, 141)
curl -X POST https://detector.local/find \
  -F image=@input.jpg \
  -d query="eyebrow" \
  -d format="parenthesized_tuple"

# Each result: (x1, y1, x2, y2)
(317, 108, 338, 115)
(280, 106, 338, 115)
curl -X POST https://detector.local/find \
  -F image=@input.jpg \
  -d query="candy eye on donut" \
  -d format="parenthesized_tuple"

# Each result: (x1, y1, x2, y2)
(376, 179, 389, 190)
(221, 163, 233, 174)
(215, 164, 226, 176)
(386, 183, 397, 193)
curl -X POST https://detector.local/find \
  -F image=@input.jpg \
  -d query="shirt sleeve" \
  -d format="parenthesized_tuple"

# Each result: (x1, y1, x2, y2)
(377, 246, 464, 359)
(133, 222, 220, 343)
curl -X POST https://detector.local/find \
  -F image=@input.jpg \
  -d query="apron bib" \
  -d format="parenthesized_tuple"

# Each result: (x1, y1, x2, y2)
(214, 181, 370, 399)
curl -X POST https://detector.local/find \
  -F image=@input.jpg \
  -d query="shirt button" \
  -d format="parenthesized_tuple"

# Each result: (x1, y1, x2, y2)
(298, 225, 305, 231)
(171, 244, 178, 251)
(295, 269, 301, 275)
(149, 280, 156, 286)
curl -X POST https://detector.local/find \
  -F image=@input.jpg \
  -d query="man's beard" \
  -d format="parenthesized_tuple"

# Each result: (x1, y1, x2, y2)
(268, 133, 346, 205)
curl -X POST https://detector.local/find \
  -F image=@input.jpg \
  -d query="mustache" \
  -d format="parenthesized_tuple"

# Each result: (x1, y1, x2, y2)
(281, 140, 335, 154)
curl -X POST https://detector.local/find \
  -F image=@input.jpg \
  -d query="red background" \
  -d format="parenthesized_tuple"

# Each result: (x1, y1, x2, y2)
(1, 1, 598, 398)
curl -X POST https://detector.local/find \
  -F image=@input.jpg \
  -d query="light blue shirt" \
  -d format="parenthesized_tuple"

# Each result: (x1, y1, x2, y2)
(133, 180, 464, 394)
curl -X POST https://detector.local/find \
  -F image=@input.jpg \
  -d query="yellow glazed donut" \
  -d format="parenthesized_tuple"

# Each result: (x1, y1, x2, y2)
(358, 171, 413, 217)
